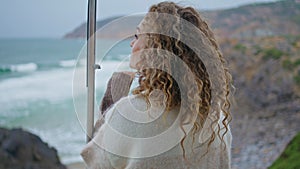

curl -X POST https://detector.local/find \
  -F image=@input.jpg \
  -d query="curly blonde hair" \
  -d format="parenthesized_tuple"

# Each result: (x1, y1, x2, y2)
(132, 1, 232, 158)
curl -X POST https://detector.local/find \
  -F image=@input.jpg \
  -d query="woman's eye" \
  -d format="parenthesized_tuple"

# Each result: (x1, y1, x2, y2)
(134, 34, 138, 39)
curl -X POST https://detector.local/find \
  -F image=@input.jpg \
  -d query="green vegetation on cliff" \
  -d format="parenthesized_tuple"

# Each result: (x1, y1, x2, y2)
(268, 132, 300, 169)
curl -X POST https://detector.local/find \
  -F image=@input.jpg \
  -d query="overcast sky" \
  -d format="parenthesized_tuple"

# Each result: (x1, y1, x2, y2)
(0, 0, 279, 38)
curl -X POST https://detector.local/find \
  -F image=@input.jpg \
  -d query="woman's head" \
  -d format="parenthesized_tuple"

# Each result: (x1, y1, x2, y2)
(130, 1, 232, 157)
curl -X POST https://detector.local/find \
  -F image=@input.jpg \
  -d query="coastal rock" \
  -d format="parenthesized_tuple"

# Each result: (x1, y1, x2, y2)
(247, 60, 295, 108)
(0, 128, 66, 169)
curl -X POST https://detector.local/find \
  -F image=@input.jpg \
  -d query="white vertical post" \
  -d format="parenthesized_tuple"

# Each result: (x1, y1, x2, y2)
(86, 0, 97, 143)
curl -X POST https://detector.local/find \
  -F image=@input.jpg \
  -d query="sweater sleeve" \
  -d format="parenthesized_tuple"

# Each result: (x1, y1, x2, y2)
(81, 105, 129, 169)
(93, 72, 134, 136)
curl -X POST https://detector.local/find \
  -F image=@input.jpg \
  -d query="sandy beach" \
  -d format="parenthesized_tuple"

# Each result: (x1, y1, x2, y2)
(67, 162, 86, 169)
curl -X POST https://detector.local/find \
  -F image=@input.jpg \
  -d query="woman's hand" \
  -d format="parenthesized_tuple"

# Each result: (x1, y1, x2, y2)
(121, 71, 136, 78)
(99, 71, 135, 113)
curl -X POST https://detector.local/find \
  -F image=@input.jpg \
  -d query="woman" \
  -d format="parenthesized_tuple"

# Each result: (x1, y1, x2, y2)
(81, 2, 232, 169)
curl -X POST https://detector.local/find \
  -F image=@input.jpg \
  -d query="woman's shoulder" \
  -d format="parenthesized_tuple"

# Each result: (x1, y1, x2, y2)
(115, 94, 148, 112)
(103, 94, 178, 138)
(104, 94, 147, 121)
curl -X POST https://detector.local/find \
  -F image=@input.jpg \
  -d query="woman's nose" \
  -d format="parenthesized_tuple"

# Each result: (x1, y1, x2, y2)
(130, 39, 135, 47)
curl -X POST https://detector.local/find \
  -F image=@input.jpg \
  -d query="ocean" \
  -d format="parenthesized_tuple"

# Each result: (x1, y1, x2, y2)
(0, 38, 134, 164)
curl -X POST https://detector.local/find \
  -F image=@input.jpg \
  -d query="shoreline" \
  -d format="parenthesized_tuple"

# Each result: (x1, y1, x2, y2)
(67, 162, 85, 169)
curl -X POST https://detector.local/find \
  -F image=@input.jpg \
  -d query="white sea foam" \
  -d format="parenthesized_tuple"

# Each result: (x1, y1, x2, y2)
(59, 59, 77, 68)
(9, 63, 38, 72)
(0, 60, 130, 113)
(0, 68, 75, 109)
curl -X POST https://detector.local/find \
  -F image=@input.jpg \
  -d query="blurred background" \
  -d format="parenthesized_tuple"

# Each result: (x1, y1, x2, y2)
(0, 0, 299, 169)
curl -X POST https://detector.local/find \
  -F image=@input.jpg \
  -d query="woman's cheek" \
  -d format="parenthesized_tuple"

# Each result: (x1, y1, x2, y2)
(132, 42, 141, 54)
(130, 53, 140, 69)
(130, 37, 144, 69)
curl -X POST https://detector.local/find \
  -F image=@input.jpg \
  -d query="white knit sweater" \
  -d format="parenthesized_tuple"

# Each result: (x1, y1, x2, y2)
(81, 95, 232, 169)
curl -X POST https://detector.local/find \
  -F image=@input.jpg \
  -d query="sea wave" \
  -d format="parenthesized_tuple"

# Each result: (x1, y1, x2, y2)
(0, 60, 132, 165)
(0, 63, 38, 73)
(59, 59, 77, 68)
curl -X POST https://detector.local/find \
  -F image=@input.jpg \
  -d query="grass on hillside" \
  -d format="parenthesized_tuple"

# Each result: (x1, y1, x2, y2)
(268, 132, 300, 169)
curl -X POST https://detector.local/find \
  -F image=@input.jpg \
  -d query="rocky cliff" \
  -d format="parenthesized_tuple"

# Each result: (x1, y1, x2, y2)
(64, 0, 300, 39)
(220, 35, 300, 169)
(0, 128, 66, 169)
